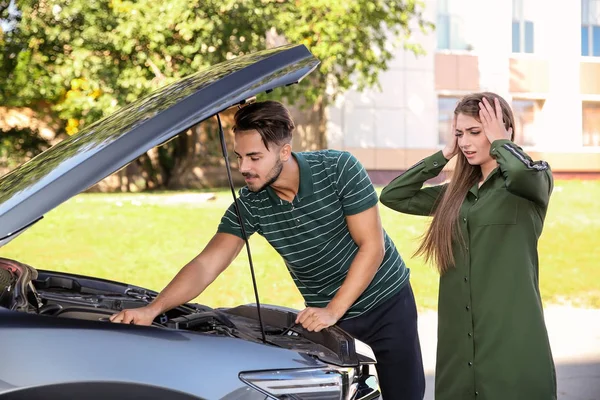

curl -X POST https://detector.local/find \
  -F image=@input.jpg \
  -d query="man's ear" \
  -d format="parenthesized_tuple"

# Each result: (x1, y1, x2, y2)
(280, 142, 292, 161)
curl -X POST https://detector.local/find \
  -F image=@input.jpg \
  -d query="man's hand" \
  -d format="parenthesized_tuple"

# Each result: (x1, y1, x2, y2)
(109, 305, 159, 326)
(295, 306, 341, 332)
(108, 233, 245, 327)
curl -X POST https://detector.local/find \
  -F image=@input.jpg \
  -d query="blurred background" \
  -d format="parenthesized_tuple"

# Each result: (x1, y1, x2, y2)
(1, 1, 598, 398)
(329, 0, 600, 183)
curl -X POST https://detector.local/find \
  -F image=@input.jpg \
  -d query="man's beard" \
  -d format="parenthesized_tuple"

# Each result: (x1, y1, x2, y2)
(245, 159, 283, 192)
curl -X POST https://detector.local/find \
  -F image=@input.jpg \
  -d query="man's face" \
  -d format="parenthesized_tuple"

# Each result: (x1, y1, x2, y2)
(234, 130, 287, 192)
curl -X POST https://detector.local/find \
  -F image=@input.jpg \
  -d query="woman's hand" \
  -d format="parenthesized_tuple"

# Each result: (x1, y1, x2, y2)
(479, 97, 512, 144)
(442, 118, 459, 160)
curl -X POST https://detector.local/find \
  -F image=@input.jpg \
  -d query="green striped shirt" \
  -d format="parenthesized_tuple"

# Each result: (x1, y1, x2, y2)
(218, 150, 409, 320)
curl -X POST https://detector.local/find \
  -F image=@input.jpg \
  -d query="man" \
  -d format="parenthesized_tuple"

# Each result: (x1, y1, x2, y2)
(110, 100, 425, 399)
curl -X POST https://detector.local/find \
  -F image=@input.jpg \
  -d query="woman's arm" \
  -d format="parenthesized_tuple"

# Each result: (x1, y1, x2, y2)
(380, 151, 449, 216)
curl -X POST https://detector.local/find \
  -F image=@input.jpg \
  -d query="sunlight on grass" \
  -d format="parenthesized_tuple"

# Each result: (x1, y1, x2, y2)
(1, 180, 598, 311)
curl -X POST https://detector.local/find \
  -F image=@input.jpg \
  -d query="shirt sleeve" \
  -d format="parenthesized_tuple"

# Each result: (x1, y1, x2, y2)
(217, 196, 259, 239)
(379, 151, 448, 216)
(335, 151, 379, 216)
(490, 139, 553, 207)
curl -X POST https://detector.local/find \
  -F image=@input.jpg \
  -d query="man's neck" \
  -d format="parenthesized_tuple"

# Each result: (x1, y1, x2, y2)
(270, 156, 300, 203)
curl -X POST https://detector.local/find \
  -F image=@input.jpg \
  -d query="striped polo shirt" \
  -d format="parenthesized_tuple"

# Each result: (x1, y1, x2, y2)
(217, 150, 409, 320)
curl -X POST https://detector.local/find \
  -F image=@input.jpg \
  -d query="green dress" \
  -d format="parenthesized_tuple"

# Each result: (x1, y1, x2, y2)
(380, 139, 556, 400)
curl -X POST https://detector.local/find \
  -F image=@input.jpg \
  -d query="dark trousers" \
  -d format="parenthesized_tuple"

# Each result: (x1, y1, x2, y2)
(338, 282, 425, 400)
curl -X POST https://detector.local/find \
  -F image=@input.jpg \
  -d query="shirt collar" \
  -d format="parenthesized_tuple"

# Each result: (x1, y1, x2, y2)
(293, 152, 314, 200)
(469, 166, 500, 196)
(265, 152, 314, 204)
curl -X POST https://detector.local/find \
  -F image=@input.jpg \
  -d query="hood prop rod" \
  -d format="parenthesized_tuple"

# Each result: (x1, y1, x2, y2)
(216, 112, 267, 344)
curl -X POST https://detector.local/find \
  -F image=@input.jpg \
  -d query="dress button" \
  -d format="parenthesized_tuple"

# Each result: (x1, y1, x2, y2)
(464, 277, 468, 282)
(475, 391, 479, 396)
(468, 332, 472, 337)
(463, 217, 467, 223)
(433, 161, 439, 167)
(466, 305, 470, 311)
(468, 362, 473, 367)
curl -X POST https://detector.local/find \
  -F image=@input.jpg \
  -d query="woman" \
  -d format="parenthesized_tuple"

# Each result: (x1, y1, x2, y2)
(380, 93, 556, 400)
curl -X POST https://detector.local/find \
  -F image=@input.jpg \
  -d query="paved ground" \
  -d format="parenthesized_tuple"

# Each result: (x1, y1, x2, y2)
(418, 306, 600, 400)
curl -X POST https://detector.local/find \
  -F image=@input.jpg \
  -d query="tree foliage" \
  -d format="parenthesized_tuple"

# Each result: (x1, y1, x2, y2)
(0, 0, 431, 188)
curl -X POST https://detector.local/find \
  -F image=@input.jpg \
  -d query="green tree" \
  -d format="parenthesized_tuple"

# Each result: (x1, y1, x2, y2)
(1, 0, 432, 189)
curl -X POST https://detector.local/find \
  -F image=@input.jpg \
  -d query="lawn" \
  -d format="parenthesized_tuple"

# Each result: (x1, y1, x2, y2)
(1, 180, 598, 311)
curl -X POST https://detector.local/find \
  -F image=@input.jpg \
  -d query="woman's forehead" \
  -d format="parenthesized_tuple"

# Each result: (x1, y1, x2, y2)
(456, 113, 481, 128)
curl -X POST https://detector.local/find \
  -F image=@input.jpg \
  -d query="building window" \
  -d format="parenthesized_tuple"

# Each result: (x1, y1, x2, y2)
(583, 102, 600, 146)
(438, 97, 461, 145)
(512, 0, 535, 53)
(512, 99, 544, 147)
(582, 0, 600, 56)
(437, 0, 473, 51)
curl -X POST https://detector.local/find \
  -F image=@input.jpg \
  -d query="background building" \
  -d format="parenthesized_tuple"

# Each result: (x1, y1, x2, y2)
(327, 0, 600, 182)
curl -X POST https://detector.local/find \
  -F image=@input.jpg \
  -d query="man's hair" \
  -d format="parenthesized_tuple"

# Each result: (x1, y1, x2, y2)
(233, 101, 295, 149)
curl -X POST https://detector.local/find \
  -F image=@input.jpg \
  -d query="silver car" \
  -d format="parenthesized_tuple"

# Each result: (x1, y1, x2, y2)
(0, 44, 381, 400)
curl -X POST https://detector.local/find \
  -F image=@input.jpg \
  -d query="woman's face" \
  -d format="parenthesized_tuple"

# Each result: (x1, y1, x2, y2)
(454, 113, 494, 167)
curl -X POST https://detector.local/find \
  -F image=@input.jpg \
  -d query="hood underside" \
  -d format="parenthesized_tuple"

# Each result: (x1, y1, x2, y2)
(0, 44, 319, 246)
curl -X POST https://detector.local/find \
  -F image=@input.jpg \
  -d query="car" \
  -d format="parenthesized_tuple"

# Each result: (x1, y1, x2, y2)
(0, 44, 381, 400)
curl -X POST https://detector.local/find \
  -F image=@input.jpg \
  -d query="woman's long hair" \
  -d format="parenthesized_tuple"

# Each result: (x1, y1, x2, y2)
(415, 92, 515, 274)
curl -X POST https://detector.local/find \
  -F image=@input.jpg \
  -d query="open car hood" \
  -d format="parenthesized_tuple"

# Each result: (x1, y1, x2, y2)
(0, 44, 319, 247)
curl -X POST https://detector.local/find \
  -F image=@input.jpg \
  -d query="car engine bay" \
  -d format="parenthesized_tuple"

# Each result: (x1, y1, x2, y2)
(0, 257, 371, 369)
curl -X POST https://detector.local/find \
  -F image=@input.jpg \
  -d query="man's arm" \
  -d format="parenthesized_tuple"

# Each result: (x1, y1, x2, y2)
(296, 205, 385, 332)
(110, 233, 245, 325)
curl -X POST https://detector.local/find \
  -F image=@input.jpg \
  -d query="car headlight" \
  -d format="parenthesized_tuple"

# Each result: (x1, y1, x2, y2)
(239, 367, 357, 400)
(353, 338, 376, 364)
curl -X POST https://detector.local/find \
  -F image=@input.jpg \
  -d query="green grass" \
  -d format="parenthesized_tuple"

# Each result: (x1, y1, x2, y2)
(1, 180, 599, 311)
